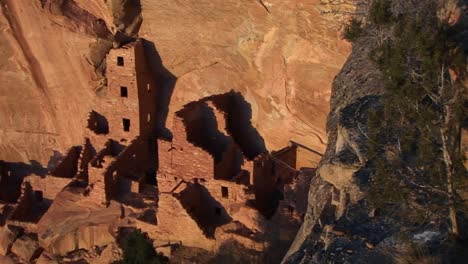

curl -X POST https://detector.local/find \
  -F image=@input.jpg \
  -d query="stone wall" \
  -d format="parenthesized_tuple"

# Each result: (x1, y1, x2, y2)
(103, 42, 141, 142)
(273, 145, 298, 184)
(158, 116, 214, 182)
(146, 193, 216, 251)
(135, 39, 158, 138)
(50, 146, 82, 178)
(24, 175, 71, 201)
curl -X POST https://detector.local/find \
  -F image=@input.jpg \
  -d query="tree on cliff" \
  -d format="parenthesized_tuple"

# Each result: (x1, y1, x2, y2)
(356, 0, 467, 238)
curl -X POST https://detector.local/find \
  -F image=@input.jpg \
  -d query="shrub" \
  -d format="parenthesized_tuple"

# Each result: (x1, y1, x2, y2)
(114, 230, 169, 264)
(343, 18, 363, 42)
(369, 0, 394, 25)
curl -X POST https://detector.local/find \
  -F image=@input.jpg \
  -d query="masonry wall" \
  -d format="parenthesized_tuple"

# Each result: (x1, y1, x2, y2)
(178, 183, 231, 237)
(107, 137, 157, 200)
(76, 138, 96, 181)
(104, 42, 141, 142)
(252, 154, 278, 214)
(0, 162, 23, 203)
(25, 175, 72, 201)
(214, 140, 243, 181)
(201, 179, 254, 213)
(50, 146, 82, 178)
(158, 116, 214, 182)
(148, 193, 216, 251)
(9, 182, 35, 222)
(272, 145, 298, 185)
(135, 39, 158, 138)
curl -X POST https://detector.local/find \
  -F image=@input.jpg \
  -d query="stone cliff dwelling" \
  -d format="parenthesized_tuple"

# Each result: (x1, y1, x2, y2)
(0, 38, 323, 261)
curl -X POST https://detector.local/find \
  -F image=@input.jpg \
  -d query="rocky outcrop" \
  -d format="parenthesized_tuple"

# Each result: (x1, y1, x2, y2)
(0, 226, 19, 256)
(284, 1, 468, 263)
(10, 235, 42, 262)
(37, 183, 121, 255)
(284, 31, 385, 261)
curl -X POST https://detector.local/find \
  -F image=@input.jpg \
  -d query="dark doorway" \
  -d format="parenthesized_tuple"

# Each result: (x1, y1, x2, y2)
(123, 118, 131, 132)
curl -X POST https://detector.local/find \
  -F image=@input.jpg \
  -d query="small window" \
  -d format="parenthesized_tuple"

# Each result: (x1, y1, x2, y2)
(122, 118, 130, 132)
(147, 83, 151, 93)
(221, 186, 228, 198)
(147, 113, 151, 123)
(215, 207, 221, 216)
(288, 205, 294, 215)
(35, 191, 43, 202)
(117, 56, 124, 66)
(120, 86, 128, 97)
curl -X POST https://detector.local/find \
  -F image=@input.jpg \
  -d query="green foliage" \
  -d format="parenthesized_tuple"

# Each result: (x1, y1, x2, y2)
(343, 18, 363, 42)
(114, 230, 169, 264)
(365, 0, 467, 218)
(369, 0, 394, 25)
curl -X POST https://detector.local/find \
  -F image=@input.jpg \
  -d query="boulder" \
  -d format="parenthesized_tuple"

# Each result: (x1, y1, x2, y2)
(37, 186, 120, 255)
(0, 226, 19, 256)
(10, 235, 41, 262)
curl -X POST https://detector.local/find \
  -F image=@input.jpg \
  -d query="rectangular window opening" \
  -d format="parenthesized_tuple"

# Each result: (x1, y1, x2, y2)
(117, 56, 124, 66)
(122, 118, 130, 132)
(120, 86, 128, 97)
(221, 186, 228, 198)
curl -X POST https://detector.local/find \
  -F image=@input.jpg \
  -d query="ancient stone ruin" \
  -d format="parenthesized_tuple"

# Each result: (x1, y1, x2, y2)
(0, 38, 322, 263)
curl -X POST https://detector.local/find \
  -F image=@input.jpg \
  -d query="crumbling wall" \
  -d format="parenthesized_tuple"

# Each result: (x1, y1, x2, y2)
(9, 182, 35, 222)
(272, 145, 298, 185)
(24, 175, 71, 201)
(252, 154, 279, 215)
(107, 137, 157, 201)
(178, 183, 231, 238)
(214, 141, 243, 181)
(201, 179, 254, 213)
(76, 138, 97, 181)
(87, 111, 109, 135)
(50, 146, 82, 178)
(158, 116, 214, 182)
(149, 193, 216, 251)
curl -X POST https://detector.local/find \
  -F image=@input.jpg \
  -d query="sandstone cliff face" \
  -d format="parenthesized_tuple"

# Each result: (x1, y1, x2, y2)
(0, 0, 103, 164)
(284, 1, 468, 263)
(283, 31, 385, 263)
(0, 0, 353, 166)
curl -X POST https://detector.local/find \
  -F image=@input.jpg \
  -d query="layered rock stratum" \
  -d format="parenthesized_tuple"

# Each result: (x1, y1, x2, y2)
(0, 0, 354, 166)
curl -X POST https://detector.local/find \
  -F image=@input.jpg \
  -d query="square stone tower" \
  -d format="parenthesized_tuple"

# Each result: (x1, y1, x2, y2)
(103, 39, 158, 143)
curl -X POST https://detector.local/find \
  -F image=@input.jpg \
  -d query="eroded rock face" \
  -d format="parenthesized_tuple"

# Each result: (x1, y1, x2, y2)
(0, 0, 353, 166)
(37, 184, 121, 255)
(0, 226, 19, 256)
(10, 235, 41, 262)
(284, 1, 468, 263)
